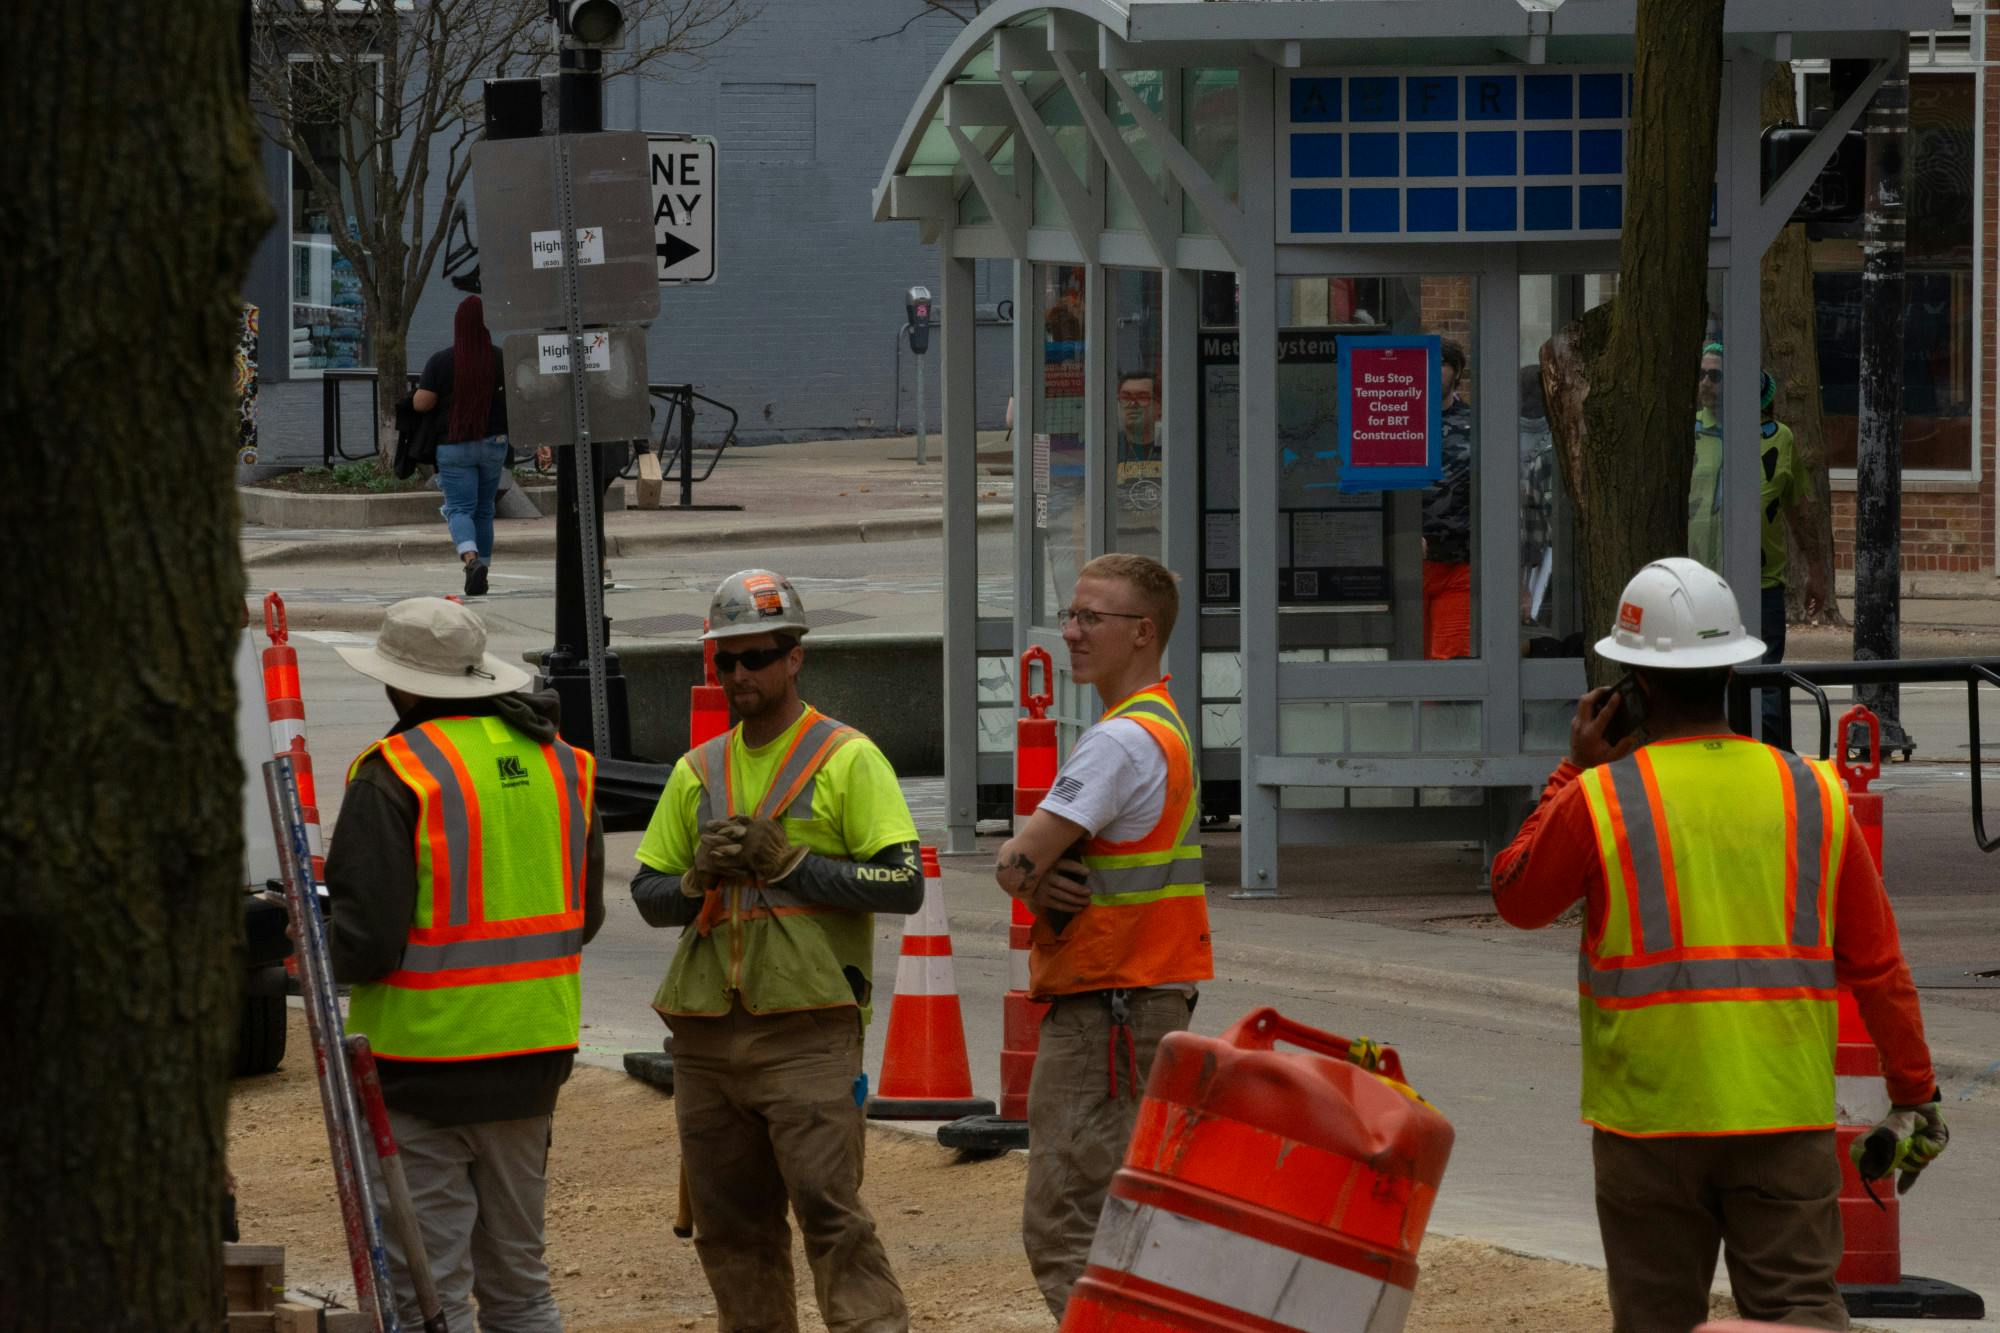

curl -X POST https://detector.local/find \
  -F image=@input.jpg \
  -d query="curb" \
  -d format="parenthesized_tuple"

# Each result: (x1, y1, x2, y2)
(243, 504, 1012, 568)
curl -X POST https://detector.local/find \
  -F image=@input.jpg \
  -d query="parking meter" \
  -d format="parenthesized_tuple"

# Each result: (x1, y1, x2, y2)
(905, 286, 932, 355)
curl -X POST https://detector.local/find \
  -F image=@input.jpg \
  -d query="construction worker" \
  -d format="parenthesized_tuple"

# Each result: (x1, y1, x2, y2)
(1491, 558, 1944, 1333)
(1689, 345, 1827, 749)
(994, 552, 1213, 1318)
(632, 569, 921, 1333)
(325, 596, 604, 1332)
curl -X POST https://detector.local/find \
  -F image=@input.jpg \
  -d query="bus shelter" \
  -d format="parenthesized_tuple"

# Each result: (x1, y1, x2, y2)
(873, 0, 1942, 890)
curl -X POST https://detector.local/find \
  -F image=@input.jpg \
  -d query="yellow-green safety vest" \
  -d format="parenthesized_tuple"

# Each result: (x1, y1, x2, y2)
(346, 715, 595, 1061)
(1576, 737, 1847, 1135)
(652, 711, 879, 1020)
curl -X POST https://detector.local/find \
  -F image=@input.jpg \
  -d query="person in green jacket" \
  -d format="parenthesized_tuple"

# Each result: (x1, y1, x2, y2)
(633, 569, 923, 1333)
(1687, 344, 1827, 748)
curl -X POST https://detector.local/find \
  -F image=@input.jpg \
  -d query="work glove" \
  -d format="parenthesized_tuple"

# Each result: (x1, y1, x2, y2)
(1852, 1098, 1948, 1195)
(738, 815, 812, 882)
(681, 817, 750, 899)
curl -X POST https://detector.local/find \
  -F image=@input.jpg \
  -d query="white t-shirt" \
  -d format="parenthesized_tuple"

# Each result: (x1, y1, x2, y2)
(1037, 717, 1169, 844)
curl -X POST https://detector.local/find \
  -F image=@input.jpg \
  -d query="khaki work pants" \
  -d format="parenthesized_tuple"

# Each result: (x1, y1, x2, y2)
(365, 1110, 562, 1333)
(1594, 1128, 1849, 1333)
(667, 1003, 908, 1333)
(1023, 988, 1191, 1319)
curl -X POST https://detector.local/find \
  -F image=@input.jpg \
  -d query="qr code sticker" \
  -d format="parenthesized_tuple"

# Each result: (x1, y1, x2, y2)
(1293, 570, 1320, 597)
(1204, 572, 1230, 599)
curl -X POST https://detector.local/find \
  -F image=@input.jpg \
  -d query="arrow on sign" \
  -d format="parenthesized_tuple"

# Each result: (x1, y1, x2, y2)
(657, 232, 701, 270)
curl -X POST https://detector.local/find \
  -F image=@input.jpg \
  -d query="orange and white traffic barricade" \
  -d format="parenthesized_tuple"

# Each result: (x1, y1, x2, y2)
(940, 648, 1056, 1153)
(1829, 707, 1981, 1320)
(261, 593, 325, 885)
(690, 622, 729, 747)
(866, 846, 996, 1120)
(1061, 1007, 1454, 1333)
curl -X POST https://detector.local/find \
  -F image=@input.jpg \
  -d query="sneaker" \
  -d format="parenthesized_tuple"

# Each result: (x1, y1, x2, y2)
(464, 560, 489, 597)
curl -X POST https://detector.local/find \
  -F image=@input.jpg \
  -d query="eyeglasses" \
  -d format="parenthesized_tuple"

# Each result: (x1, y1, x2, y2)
(1057, 607, 1148, 631)
(1699, 369, 1724, 384)
(1116, 391, 1154, 406)
(714, 644, 792, 674)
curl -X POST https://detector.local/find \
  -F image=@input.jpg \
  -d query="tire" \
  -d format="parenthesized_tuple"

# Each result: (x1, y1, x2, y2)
(234, 991, 288, 1076)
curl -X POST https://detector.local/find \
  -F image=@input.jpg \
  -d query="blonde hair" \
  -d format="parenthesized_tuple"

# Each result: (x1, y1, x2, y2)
(1078, 553, 1180, 642)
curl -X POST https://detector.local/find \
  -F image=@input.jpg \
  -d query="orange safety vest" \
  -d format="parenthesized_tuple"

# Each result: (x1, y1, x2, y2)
(1029, 681, 1213, 997)
(1575, 737, 1847, 1135)
(346, 715, 595, 1061)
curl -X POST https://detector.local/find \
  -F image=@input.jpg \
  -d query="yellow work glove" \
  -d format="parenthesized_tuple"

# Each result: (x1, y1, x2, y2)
(738, 815, 811, 882)
(1852, 1099, 1948, 1195)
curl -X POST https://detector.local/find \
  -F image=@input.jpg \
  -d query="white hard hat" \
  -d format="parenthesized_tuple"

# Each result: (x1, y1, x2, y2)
(701, 569, 810, 641)
(1594, 558, 1767, 670)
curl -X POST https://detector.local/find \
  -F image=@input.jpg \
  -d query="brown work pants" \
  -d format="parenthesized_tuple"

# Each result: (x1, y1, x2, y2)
(1023, 988, 1191, 1319)
(1593, 1128, 1848, 1333)
(667, 1003, 908, 1333)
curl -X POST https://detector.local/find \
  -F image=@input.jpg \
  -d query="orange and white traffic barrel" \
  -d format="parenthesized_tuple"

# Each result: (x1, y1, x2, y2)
(1061, 1007, 1454, 1333)
(690, 623, 729, 747)
(867, 847, 996, 1121)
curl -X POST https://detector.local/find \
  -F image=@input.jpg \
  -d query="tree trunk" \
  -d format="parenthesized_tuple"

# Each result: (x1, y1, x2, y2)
(1563, 1, 1727, 686)
(374, 317, 409, 471)
(1759, 64, 1844, 629)
(0, 4, 270, 1328)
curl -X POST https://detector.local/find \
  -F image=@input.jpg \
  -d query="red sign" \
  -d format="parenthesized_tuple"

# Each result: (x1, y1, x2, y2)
(1346, 346, 1430, 468)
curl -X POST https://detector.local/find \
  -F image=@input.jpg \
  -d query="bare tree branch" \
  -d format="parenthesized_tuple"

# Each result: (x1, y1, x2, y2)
(861, 0, 982, 43)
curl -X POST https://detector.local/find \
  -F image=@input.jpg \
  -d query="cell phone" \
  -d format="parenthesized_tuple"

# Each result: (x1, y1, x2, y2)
(1601, 673, 1649, 746)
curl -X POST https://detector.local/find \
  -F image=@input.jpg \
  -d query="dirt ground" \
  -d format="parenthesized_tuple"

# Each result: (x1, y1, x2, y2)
(232, 1013, 1737, 1331)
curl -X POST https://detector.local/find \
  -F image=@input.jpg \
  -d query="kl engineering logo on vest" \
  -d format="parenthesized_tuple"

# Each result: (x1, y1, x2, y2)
(497, 755, 531, 788)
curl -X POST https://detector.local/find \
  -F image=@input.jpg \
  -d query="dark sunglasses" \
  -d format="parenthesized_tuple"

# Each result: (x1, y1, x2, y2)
(714, 644, 792, 673)
(1700, 369, 1724, 384)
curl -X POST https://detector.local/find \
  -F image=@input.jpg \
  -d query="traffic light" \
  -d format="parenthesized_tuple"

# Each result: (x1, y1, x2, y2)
(558, 0, 626, 51)
(905, 286, 932, 356)
(1761, 121, 1865, 225)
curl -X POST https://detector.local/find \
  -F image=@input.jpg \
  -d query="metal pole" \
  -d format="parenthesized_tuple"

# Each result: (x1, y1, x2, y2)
(894, 326, 906, 436)
(682, 385, 696, 508)
(554, 132, 612, 760)
(915, 346, 928, 467)
(1853, 52, 1912, 756)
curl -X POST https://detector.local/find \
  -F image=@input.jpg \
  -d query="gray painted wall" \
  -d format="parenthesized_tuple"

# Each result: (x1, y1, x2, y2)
(243, 0, 1012, 469)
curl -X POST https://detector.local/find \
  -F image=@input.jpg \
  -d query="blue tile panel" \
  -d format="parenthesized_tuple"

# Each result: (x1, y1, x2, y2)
(1281, 66, 1672, 239)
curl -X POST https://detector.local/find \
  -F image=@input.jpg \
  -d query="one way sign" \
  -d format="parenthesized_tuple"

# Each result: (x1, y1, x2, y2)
(649, 134, 716, 285)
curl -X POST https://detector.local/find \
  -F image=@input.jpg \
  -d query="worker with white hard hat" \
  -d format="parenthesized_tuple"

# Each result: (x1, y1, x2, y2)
(631, 569, 922, 1331)
(1490, 558, 1942, 1332)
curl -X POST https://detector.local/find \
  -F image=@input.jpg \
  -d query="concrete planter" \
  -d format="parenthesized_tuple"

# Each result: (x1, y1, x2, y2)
(238, 480, 623, 529)
(556, 632, 943, 775)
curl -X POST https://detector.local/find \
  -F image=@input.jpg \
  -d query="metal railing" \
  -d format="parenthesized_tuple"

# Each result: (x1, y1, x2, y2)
(320, 369, 411, 465)
(1729, 657, 2000, 852)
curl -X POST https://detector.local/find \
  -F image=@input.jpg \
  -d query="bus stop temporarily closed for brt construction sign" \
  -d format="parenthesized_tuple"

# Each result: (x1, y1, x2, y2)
(870, 0, 1947, 891)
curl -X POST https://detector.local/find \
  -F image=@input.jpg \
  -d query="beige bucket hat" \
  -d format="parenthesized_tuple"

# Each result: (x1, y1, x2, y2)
(336, 597, 532, 699)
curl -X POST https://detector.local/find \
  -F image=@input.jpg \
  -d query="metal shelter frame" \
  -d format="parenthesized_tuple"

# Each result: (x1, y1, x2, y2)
(874, 0, 1948, 889)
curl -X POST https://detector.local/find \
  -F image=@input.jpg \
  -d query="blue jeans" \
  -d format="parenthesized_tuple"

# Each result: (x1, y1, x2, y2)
(437, 436, 509, 562)
(1761, 581, 1791, 751)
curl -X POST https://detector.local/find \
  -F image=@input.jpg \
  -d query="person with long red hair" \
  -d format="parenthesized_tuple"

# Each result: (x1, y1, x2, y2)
(412, 295, 509, 596)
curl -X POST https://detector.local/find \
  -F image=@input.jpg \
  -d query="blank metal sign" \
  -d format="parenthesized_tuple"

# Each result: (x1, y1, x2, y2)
(474, 132, 662, 332)
(500, 326, 653, 451)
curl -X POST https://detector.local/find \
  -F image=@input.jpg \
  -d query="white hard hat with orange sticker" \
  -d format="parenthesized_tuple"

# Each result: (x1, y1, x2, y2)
(1594, 557, 1766, 670)
(702, 568, 810, 641)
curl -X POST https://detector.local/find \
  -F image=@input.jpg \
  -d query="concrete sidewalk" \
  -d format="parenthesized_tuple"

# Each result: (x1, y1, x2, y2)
(241, 431, 1014, 569)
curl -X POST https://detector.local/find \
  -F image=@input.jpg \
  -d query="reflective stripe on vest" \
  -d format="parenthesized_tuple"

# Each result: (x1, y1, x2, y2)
(345, 716, 594, 1059)
(1030, 684, 1213, 996)
(1575, 739, 1845, 1134)
(692, 710, 857, 918)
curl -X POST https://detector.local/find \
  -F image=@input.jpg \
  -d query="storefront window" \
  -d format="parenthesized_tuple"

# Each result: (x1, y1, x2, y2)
(287, 59, 375, 374)
(1808, 72, 1974, 472)
(1109, 269, 1164, 558)
(1037, 263, 1088, 623)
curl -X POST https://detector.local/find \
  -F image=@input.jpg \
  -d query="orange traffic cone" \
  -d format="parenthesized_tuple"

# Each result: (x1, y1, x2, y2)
(866, 846, 996, 1121)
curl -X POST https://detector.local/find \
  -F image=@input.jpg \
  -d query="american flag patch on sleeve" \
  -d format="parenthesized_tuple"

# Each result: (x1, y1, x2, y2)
(1049, 775, 1085, 804)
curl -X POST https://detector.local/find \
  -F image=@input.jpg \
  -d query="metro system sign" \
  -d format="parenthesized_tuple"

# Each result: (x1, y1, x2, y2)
(650, 135, 716, 284)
